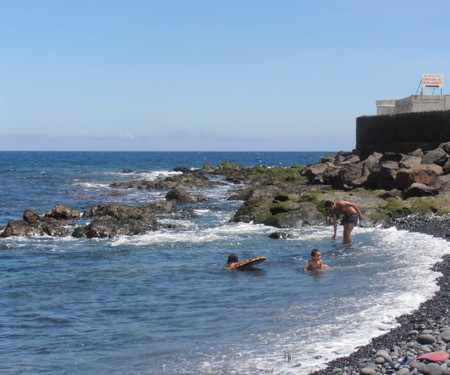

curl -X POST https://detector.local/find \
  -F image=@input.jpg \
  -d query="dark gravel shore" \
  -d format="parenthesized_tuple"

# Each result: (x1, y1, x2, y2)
(310, 214, 450, 375)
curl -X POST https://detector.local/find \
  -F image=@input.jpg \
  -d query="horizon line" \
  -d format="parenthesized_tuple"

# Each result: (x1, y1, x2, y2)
(0, 149, 340, 153)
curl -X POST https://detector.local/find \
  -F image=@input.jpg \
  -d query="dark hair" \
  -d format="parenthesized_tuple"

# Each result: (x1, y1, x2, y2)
(311, 249, 321, 257)
(227, 253, 238, 263)
(324, 200, 334, 208)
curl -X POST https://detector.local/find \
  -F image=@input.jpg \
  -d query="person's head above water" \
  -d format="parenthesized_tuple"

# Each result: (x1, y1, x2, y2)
(304, 248, 328, 271)
(227, 253, 238, 264)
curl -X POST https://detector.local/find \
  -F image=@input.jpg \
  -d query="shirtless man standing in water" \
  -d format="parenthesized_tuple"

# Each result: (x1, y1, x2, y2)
(324, 200, 364, 244)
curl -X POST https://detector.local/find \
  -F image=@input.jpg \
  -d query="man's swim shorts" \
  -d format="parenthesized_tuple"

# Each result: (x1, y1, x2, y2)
(341, 213, 358, 225)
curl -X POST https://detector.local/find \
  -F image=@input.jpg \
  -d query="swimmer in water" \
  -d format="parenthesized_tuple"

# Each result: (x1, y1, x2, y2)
(304, 249, 329, 272)
(224, 253, 239, 269)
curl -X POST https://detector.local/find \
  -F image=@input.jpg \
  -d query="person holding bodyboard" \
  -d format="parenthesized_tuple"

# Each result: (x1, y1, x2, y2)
(224, 253, 266, 270)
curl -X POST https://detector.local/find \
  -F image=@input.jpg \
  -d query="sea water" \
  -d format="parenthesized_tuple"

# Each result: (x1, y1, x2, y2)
(0, 152, 448, 375)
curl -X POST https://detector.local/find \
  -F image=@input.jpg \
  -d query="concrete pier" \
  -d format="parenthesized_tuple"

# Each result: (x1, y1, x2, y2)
(377, 95, 450, 115)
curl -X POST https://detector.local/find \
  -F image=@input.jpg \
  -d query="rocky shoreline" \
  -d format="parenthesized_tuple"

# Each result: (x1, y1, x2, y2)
(310, 214, 450, 375)
(1, 149, 450, 372)
(2, 143, 450, 239)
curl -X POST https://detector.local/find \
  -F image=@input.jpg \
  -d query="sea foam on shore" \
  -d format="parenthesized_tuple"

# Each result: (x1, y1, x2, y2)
(311, 214, 450, 375)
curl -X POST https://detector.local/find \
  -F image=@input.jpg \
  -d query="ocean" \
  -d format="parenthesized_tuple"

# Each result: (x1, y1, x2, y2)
(0, 151, 448, 375)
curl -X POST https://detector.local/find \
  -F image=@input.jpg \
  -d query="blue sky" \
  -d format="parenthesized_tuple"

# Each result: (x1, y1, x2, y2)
(1, 0, 449, 151)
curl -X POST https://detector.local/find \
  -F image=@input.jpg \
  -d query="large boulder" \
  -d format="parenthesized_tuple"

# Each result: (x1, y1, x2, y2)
(335, 164, 363, 188)
(1, 220, 46, 237)
(269, 195, 304, 215)
(227, 188, 253, 201)
(305, 162, 333, 184)
(83, 202, 176, 220)
(399, 155, 422, 169)
(340, 154, 360, 165)
(202, 163, 216, 173)
(429, 174, 450, 191)
(350, 174, 369, 188)
(366, 162, 399, 190)
(396, 164, 444, 190)
(246, 185, 283, 202)
(165, 187, 207, 204)
(319, 154, 336, 163)
(322, 165, 341, 186)
(72, 218, 158, 238)
(380, 152, 404, 162)
(216, 161, 244, 174)
(44, 205, 80, 220)
(1, 217, 71, 237)
(231, 186, 283, 223)
(409, 148, 424, 157)
(422, 147, 449, 166)
(403, 183, 436, 198)
(334, 151, 356, 164)
(272, 203, 324, 228)
(443, 159, 450, 174)
(23, 209, 41, 224)
(440, 141, 450, 154)
(1, 206, 80, 238)
(362, 152, 383, 176)
(73, 202, 179, 238)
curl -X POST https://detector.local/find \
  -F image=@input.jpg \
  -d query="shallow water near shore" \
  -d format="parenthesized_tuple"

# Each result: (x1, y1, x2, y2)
(0, 152, 449, 375)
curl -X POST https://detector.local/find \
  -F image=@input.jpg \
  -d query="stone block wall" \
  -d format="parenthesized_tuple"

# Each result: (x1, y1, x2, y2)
(356, 110, 450, 158)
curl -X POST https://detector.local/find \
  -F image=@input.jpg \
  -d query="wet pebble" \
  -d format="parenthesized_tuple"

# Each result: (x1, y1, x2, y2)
(417, 334, 436, 345)
(441, 330, 450, 343)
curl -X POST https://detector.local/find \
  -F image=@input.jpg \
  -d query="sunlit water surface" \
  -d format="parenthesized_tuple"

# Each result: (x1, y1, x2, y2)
(0, 152, 448, 374)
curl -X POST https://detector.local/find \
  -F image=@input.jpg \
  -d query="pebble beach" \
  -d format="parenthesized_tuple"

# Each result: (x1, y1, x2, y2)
(311, 214, 450, 375)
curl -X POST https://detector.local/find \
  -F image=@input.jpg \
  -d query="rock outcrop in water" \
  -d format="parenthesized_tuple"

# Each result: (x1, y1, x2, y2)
(1, 144, 450, 239)
(72, 202, 177, 238)
(1, 205, 79, 237)
(1, 202, 178, 239)
(165, 187, 208, 204)
(109, 166, 221, 190)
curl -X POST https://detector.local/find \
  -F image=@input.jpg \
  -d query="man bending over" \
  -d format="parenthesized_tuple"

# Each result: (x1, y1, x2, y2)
(324, 200, 363, 244)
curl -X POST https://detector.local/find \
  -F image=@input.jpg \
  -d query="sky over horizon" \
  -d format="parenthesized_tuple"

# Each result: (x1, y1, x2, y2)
(1, 0, 449, 151)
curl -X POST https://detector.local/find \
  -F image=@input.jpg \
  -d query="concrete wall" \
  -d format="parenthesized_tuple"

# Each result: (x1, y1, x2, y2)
(356, 110, 450, 158)
(376, 95, 450, 115)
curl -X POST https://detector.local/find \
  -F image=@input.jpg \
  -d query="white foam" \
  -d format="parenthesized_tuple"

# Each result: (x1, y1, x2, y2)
(111, 222, 272, 247)
(73, 182, 111, 189)
(193, 209, 211, 215)
(135, 170, 182, 180)
(104, 170, 182, 180)
(291, 225, 333, 240)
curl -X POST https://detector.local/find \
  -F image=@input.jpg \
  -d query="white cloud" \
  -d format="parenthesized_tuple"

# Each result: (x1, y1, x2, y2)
(120, 133, 135, 140)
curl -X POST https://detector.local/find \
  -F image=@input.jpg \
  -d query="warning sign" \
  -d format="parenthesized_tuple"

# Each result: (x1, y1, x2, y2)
(422, 73, 444, 89)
